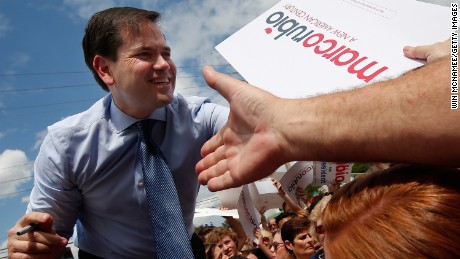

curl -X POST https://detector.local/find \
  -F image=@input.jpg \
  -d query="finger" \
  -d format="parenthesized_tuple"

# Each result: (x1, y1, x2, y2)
(403, 45, 430, 60)
(202, 65, 247, 101)
(9, 237, 67, 254)
(9, 252, 58, 259)
(197, 154, 229, 185)
(25, 231, 68, 246)
(200, 127, 224, 158)
(9, 230, 68, 252)
(196, 143, 227, 175)
(17, 212, 52, 227)
(207, 170, 241, 192)
(16, 212, 55, 234)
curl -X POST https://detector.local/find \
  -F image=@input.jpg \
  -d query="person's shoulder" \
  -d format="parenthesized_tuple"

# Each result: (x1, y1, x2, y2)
(172, 92, 227, 111)
(175, 92, 210, 106)
(48, 95, 110, 138)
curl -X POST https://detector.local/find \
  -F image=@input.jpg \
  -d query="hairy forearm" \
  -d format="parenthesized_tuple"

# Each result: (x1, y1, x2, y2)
(280, 57, 459, 165)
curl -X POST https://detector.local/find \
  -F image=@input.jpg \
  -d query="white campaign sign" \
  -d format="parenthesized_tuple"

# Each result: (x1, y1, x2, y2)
(313, 161, 353, 185)
(216, 0, 449, 98)
(279, 161, 314, 203)
(237, 185, 261, 244)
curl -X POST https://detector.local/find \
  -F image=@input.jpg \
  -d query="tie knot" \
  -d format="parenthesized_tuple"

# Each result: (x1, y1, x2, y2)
(136, 120, 155, 149)
(136, 119, 154, 134)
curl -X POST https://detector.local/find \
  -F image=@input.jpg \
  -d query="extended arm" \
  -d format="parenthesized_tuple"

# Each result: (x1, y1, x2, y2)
(197, 56, 458, 191)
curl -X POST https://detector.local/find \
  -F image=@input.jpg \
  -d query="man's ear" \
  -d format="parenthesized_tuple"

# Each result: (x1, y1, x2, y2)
(93, 55, 115, 86)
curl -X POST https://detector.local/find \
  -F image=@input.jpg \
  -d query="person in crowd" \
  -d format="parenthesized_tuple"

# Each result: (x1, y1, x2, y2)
(205, 243, 222, 259)
(271, 230, 295, 259)
(295, 187, 309, 208)
(220, 206, 248, 253)
(308, 195, 331, 259)
(275, 212, 297, 231)
(252, 228, 273, 258)
(8, 7, 228, 258)
(199, 225, 217, 244)
(268, 218, 279, 236)
(281, 217, 316, 259)
(306, 195, 321, 213)
(322, 164, 460, 258)
(207, 227, 239, 259)
(207, 226, 263, 259)
(195, 39, 456, 192)
(258, 206, 271, 233)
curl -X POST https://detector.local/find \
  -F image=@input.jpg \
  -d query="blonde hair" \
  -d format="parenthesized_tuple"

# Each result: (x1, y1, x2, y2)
(308, 195, 331, 242)
(323, 165, 460, 258)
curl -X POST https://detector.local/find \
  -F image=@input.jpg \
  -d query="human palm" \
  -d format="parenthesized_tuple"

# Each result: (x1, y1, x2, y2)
(197, 66, 287, 191)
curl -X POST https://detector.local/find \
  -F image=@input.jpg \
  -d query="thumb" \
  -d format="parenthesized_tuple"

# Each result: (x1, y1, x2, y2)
(202, 65, 247, 102)
(19, 212, 56, 234)
(403, 45, 429, 60)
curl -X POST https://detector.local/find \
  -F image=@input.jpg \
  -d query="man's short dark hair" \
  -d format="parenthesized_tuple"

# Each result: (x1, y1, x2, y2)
(82, 7, 162, 91)
(275, 211, 297, 227)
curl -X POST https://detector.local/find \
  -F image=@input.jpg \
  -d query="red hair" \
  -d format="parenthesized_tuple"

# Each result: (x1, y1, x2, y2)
(323, 165, 460, 258)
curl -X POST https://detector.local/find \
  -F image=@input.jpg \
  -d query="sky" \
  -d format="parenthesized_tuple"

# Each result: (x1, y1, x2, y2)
(0, 0, 282, 252)
(0, 0, 451, 255)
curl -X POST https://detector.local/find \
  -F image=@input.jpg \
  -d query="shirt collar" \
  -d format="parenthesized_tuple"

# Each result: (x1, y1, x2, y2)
(110, 97, 167, 133)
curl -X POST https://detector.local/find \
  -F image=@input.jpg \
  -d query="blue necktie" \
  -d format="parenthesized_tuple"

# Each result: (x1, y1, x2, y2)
(136, 120, 194, 258)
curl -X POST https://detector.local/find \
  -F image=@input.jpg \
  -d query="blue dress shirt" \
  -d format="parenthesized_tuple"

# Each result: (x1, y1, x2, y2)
(27, 92, 228, 258)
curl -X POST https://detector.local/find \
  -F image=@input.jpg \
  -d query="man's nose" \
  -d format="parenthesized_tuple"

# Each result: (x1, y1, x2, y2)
(153, 55, 169, 70)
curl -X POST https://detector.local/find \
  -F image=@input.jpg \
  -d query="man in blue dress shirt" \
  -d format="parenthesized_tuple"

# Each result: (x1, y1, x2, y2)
(8, 7, 228, 258)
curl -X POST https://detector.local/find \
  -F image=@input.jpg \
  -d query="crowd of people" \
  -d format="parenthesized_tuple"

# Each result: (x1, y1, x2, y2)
(7, 3, 458, 259)
(195, 178, 340, 259)
(197, 163, 460, 259)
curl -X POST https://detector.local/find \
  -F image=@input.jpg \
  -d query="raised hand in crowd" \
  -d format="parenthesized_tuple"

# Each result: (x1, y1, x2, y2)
(272, 179, 303, 213)
(253, 228, 273, 258)
(295, 186, 308, 206)
(258, 206, 270, 232)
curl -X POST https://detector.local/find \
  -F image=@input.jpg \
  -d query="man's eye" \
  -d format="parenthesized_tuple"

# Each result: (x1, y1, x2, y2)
(137, 52, 150, 58)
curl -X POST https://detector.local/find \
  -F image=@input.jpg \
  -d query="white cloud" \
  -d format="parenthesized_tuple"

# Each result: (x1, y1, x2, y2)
(58, 0, 279, 65)
(0, 13, 11, 37)
(61, 0, 161, 21)
(21, 195, 30, 203)
(0, 150, 34, 199)
(33, 129, 48, 150)
(0, 132, 5, 140)
(161, 0, 279, 66)
(161, 0, 278, 104)
(62, 0, 118, 20)
(8, 52, 30, 68)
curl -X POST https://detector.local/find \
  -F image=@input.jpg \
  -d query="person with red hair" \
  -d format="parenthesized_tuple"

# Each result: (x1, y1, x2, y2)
(322, 164, 460, 259)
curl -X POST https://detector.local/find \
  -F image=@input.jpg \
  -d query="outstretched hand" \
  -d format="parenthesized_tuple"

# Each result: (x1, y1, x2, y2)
(196, 66, 289, 191)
